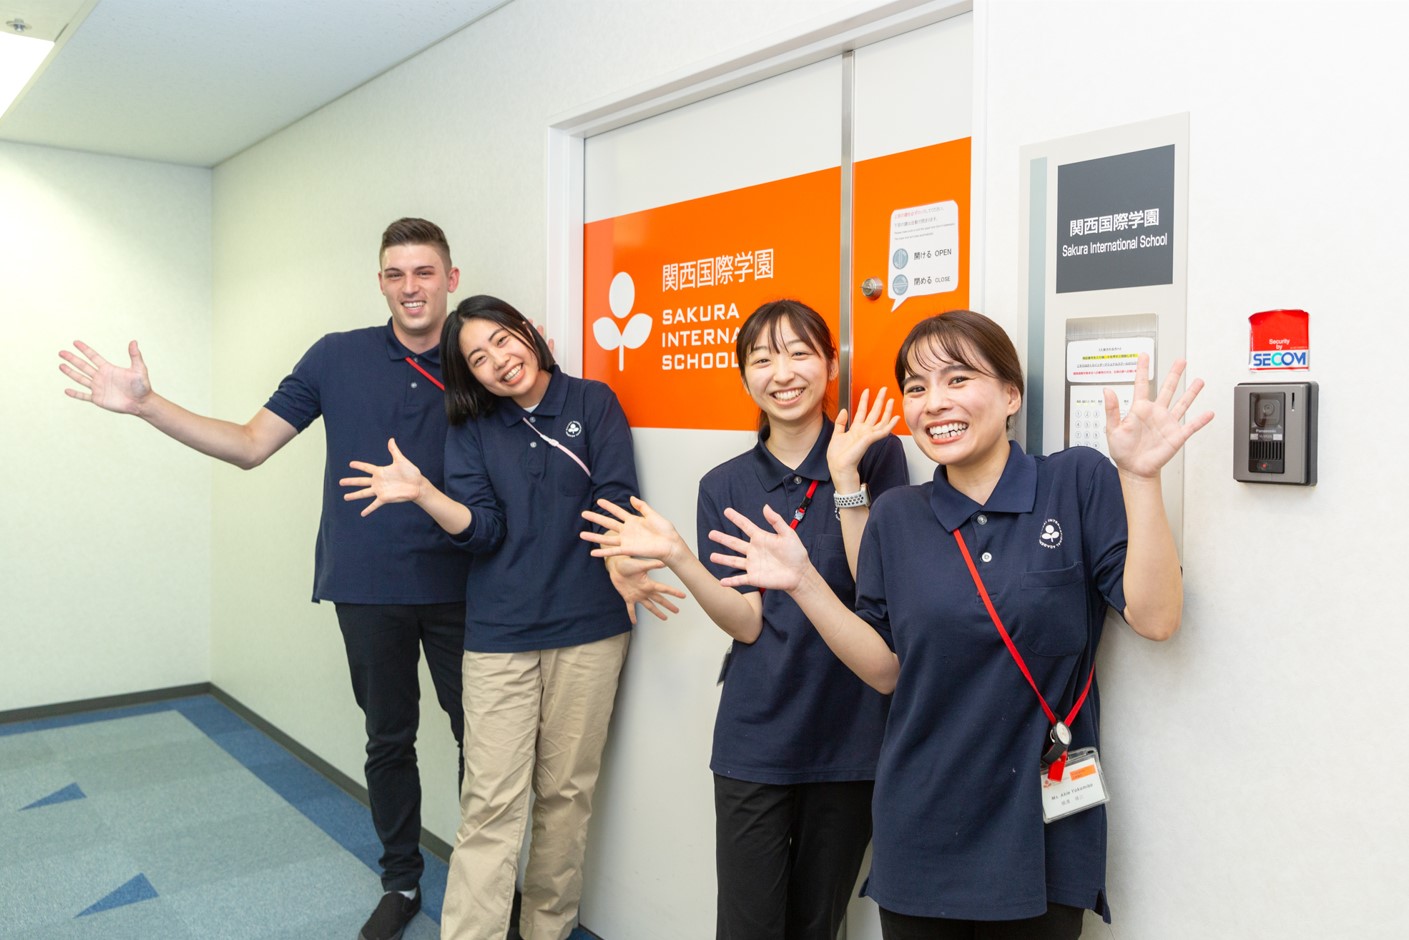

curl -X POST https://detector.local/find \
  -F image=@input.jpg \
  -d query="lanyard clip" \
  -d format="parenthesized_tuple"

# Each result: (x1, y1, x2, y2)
(1041, 721, 1072, 772)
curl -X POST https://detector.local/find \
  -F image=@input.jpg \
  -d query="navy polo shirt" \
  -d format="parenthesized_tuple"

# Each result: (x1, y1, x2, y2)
(263, 320, 469, 605)
(698, 422, 908, 784)
(446, 367, 636, 653)
(857, 442, 1127, 922)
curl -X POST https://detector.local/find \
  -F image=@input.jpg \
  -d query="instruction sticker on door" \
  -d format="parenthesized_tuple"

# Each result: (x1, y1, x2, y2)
(888, 200, 959, 310)
(1066, 337, 1154, 382)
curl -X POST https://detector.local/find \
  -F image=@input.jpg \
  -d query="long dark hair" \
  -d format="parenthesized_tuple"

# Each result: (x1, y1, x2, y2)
(895, 310, 1024, 429)
(734, 299, 837, 433)
(440, 295, 556, 424)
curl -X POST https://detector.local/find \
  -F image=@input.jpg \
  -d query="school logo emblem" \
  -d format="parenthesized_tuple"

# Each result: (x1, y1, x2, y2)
(564, 420, 583, 438)
(1039, 519, 1063, 549)
(591, 271, 653, 371)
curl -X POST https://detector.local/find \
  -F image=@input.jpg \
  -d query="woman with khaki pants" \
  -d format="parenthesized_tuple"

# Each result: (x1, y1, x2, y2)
(344, 295, 682, 939)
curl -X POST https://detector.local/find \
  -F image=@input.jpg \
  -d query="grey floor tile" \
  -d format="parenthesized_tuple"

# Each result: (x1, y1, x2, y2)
(0, 732, 57, 777)
(164, 852, 380, 938)
(128, 803, 346, 893)
(0, 844, 144, 934)
(43, 898, 198, 939)
(88, 765, 289, 841)
(64, 737, 243, 795)
(0, 793, 108, 864)
(39, 711, 207, 759)
(0, 760, 82, 811)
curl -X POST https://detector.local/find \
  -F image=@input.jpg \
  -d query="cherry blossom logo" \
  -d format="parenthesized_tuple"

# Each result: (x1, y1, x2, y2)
(592, 272, 652, 370)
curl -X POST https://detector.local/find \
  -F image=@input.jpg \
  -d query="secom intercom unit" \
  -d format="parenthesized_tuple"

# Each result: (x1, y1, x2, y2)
(1233, 382, 1317, 485)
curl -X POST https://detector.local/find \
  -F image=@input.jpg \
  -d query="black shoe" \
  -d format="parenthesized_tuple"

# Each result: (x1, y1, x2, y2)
(359, 890, 421, 940)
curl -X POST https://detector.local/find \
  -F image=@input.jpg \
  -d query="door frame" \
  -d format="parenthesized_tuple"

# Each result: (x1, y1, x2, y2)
(544, 0, 975, 372)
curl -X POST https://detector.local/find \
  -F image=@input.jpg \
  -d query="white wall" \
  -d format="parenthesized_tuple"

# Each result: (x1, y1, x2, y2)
(0, 141, 212, 710)
(978, 2, 1406, 937)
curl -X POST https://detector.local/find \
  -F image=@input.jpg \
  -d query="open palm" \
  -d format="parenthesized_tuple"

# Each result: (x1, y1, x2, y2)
(341, 439, 425, 516)
(827, 387, 899, 477)
(708, 505, 810, 593)
(581, 496, 683, 563)
(58, 340, 152, 414)
(1105, 355, 1213, 479)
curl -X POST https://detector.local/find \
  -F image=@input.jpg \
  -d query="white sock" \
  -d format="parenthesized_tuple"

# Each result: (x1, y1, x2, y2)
(397, 888, 417, 900)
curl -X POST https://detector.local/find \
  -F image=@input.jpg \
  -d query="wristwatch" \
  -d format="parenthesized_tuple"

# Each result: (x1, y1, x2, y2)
(833, 483, 870, 509)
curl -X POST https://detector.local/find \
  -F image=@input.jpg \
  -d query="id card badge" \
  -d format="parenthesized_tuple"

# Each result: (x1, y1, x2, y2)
(1040, 748, 1109, 823)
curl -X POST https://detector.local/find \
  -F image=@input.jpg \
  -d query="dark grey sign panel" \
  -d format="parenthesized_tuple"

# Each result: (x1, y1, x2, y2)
(1056, 144, 1174, 293)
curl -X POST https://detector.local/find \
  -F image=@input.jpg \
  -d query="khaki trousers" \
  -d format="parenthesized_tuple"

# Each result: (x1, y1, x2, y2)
(441, 632, 630, 940)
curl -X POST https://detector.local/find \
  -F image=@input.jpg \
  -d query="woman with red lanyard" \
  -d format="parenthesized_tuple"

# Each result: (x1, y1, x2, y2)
(341, 295, 684, 940)
(581, 299, 909, 940)
(703, 310, 1211, 938)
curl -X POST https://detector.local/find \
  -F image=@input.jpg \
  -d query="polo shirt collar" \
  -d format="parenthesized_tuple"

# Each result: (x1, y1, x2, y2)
(748, 421, 835, 492)
(929, 440, 1038, 531)
(498, 365, 566, 425)
(381, 318, 443, 366)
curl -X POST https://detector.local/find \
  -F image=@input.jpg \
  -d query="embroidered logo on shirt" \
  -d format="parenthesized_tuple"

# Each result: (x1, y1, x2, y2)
(564, 420, 583, 438)
(1039, 519, 1063, 549)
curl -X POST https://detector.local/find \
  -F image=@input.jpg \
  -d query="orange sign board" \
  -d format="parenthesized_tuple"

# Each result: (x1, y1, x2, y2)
(583, 168, 841, 431)
(583, 138, 972, 433)
(849, 138, 972, 431)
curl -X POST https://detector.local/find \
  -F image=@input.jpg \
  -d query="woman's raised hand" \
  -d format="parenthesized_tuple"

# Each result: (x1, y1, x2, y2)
(827, 387, 899, 482)
(340, 438, 426, 517)
(1105, 355, 1214, 479)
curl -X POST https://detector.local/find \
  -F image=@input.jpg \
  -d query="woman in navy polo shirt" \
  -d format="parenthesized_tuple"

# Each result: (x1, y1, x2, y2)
(582, 299, 909, 940)
(341, 295, 684, 940)
(706, 311, 1212, 939)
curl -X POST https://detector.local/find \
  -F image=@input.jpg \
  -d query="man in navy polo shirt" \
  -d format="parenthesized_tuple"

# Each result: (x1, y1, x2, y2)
(59, 218, 468, 940)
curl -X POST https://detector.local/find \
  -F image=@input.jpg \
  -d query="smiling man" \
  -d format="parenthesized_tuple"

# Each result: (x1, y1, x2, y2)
(59, 218, 468, 940)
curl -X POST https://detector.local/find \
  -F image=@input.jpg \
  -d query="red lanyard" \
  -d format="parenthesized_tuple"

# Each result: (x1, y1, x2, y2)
(952, 529, 1095, 781)
(759, 479, 818, 597)
(405, 357, 444, 391)
(790, 479, 820, 526)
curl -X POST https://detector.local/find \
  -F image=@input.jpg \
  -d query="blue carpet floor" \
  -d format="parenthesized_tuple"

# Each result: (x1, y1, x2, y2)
(0, 695, 595, 939)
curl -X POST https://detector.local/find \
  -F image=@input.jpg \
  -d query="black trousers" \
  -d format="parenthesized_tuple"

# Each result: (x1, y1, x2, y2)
(714, 774, 875, 940)
(878, 903, 1085, 940)
(335, 602, 465, 892)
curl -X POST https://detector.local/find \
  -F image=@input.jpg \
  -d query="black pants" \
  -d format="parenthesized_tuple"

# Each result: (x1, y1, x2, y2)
(879, 904, 1085, 940)
(336, 602, 465, 892)
(714, 774, 874, 940)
